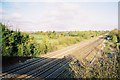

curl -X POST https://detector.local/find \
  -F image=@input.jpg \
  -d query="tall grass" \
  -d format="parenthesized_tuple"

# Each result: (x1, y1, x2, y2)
(1, 23, 105, 56)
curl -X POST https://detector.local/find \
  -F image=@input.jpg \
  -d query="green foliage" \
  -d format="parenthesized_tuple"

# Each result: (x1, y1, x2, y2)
(68, 31, 119, 78)
(1, 23, 105, 56)
(109, 29, 120, 43)
(112, 35, 118, 43)
(1, 23, 39, 56)
(30, 30, 105, 54)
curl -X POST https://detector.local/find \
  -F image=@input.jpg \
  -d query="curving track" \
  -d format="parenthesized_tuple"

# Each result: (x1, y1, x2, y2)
(1, 36, 105, 79)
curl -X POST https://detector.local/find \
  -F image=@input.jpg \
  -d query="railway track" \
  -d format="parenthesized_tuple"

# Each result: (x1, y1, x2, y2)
(1, 36, 105, 79)
(54, 39, 104, 78)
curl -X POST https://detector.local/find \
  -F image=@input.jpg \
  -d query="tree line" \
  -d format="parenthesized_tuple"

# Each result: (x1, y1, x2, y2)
(1, 23, 105, 56)
(1, 23, 39, 56)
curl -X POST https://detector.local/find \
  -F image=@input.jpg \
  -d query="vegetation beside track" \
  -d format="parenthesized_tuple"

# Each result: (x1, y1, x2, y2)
(1, 23, 105, 57)
(68, 29, 120, 78)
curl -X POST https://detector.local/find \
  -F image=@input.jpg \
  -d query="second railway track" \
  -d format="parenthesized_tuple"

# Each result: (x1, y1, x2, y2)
(2, 36, 105, 79)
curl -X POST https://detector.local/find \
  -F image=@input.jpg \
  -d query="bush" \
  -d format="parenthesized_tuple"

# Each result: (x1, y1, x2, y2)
(1, 23, 105, 56)
(1, 23, 39, 56)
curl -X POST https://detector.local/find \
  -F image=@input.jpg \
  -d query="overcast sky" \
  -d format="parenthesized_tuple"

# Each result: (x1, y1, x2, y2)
(0, 1, 118, 31)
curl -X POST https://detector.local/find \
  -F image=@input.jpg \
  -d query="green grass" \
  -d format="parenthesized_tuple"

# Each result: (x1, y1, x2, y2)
(28, 31, 105, 55)
(1, 22, 105, 56)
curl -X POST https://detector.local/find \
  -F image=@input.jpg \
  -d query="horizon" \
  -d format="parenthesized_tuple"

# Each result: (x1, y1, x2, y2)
(1, 22, 113, 32)
(0, 2, 118, 32)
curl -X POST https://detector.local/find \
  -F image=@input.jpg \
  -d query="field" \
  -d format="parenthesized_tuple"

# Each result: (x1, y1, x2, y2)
(1, 23, 120, 78)
(29, 31, 104, 55)
(1, 23, 105, 56)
